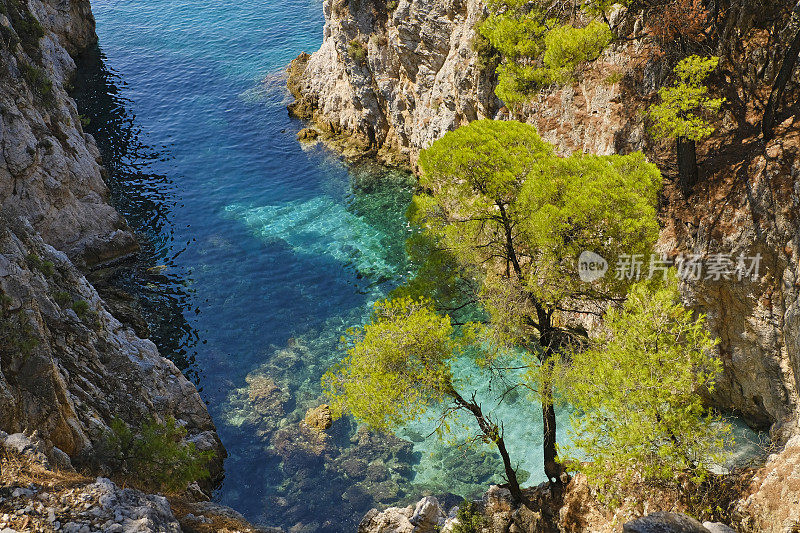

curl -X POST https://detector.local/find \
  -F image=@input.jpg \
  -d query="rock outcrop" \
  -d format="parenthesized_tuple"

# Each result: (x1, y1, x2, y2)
(0, 214, 224, 476)
(0, 433, 261, 533)
(287, 0, 499, 168)
(358, 495, 448, 533)
(623, 513, 715, 533)
(0, 0, 225, 485)
(735, 434, 800, 532)
(289, 0, 800, 431)
(1, 0, 138, 267)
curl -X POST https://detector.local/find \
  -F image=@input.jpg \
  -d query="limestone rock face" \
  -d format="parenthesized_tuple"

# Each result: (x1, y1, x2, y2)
(288, 0, 500, 167)
(0, 0, 137, 267)
(0, 215, 224, 477)
(662, 131, 800, 431)
(0, 435, 262, 533)
(29, 0, 98, 55)
(359, 496, 446, 533)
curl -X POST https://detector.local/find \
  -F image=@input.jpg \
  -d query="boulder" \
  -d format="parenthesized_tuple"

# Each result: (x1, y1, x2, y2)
(297, 127, 320, 141)
(409, 496, 447, 532)
(623, 512, 711, 533)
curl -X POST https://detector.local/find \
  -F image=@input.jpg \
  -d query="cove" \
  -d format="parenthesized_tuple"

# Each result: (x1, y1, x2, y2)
(71, 1, 765, 531)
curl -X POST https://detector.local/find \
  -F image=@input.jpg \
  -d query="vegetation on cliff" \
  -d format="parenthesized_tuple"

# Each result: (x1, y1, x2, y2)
(323, 119, 730, 505)
(558, 276, 730, 503)
(648, 55, 725, 192)
(101, 417, 215, 493)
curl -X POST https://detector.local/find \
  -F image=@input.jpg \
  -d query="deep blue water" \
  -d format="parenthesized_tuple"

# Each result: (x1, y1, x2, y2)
(73, 0, 511, 529)
(72, 1, 764, 530)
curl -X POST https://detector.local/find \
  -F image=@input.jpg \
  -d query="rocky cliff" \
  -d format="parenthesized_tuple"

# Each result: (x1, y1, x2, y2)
(1, 0, 137, 267)
(289, 0, 800, 434)
(0, 0, 224, 485)
(287, 0, 500, 168)
(0, 214, 223, 473)
(0, 432, 262, 533)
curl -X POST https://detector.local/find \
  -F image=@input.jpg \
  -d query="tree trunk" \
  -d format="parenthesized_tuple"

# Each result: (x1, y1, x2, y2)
(677, 136, 698, 193)
(496, 435, 524, 504)
(762, 18, 800, 140)
(536, 312, 563, 485)
(452, 391, 524, 503)
(542, 387, 560, 484)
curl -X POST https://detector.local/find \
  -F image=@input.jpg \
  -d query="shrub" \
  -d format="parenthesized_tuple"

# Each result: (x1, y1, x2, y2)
(0, 290, 38, 358)
(26, 254, 54, 276)
(53, 291, 71, 306)
(70, 299, 90, 319)
(452, 500, 487, 533)
(104, 417, 214, 493)
(3, 0, 44, 57)
(347, 39, 367, 63)
(19, 62, 53, 103)
(478, 4, 613, 107)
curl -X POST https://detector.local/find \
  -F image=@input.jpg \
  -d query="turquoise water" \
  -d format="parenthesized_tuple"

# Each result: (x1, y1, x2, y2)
(71, 1, 765, 530)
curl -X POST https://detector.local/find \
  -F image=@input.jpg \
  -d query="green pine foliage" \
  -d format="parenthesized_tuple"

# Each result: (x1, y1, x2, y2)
(649, 55, 726, 142)
(537, 21, 613, 85)
(323, 297, 461, 432)
(558, 276, 731, 502)
(104, 417, 215, 493)
(414, 119, 661, 314)
(478, 1, 615, 107)
(325, 119, 664, 485)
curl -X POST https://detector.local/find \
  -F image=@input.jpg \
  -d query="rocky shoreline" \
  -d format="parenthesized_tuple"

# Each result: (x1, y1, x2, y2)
(0, 0, 238, 527)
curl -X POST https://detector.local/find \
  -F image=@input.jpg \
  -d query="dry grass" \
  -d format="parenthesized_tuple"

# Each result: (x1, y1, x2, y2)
(0, 448, 89, 492)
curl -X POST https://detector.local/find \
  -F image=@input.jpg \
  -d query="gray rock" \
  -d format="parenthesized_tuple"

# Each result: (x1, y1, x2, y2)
(50, 447, 74, 472)
(409, 496, 446, 532)
(702, 522, 737, 533)
(0, 216, 224, 480)
(287, 0, 501, 169)
(623, 512, 711, 533)
(0, 0, 138, 268)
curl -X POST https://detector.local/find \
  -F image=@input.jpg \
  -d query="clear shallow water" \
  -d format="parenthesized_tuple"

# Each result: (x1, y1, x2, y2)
(72, 1, 766, 530)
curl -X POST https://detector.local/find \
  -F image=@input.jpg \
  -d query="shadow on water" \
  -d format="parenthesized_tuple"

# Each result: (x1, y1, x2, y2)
(71, 44, 201, 383)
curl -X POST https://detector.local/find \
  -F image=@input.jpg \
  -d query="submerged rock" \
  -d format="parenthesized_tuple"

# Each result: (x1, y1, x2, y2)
(304, 404, 333, 432)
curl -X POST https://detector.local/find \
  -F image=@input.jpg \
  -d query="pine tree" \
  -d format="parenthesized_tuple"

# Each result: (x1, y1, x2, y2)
(325, 120, 662, 494)
(649, 55, 725, 193)
(557, 276, 730, 501)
